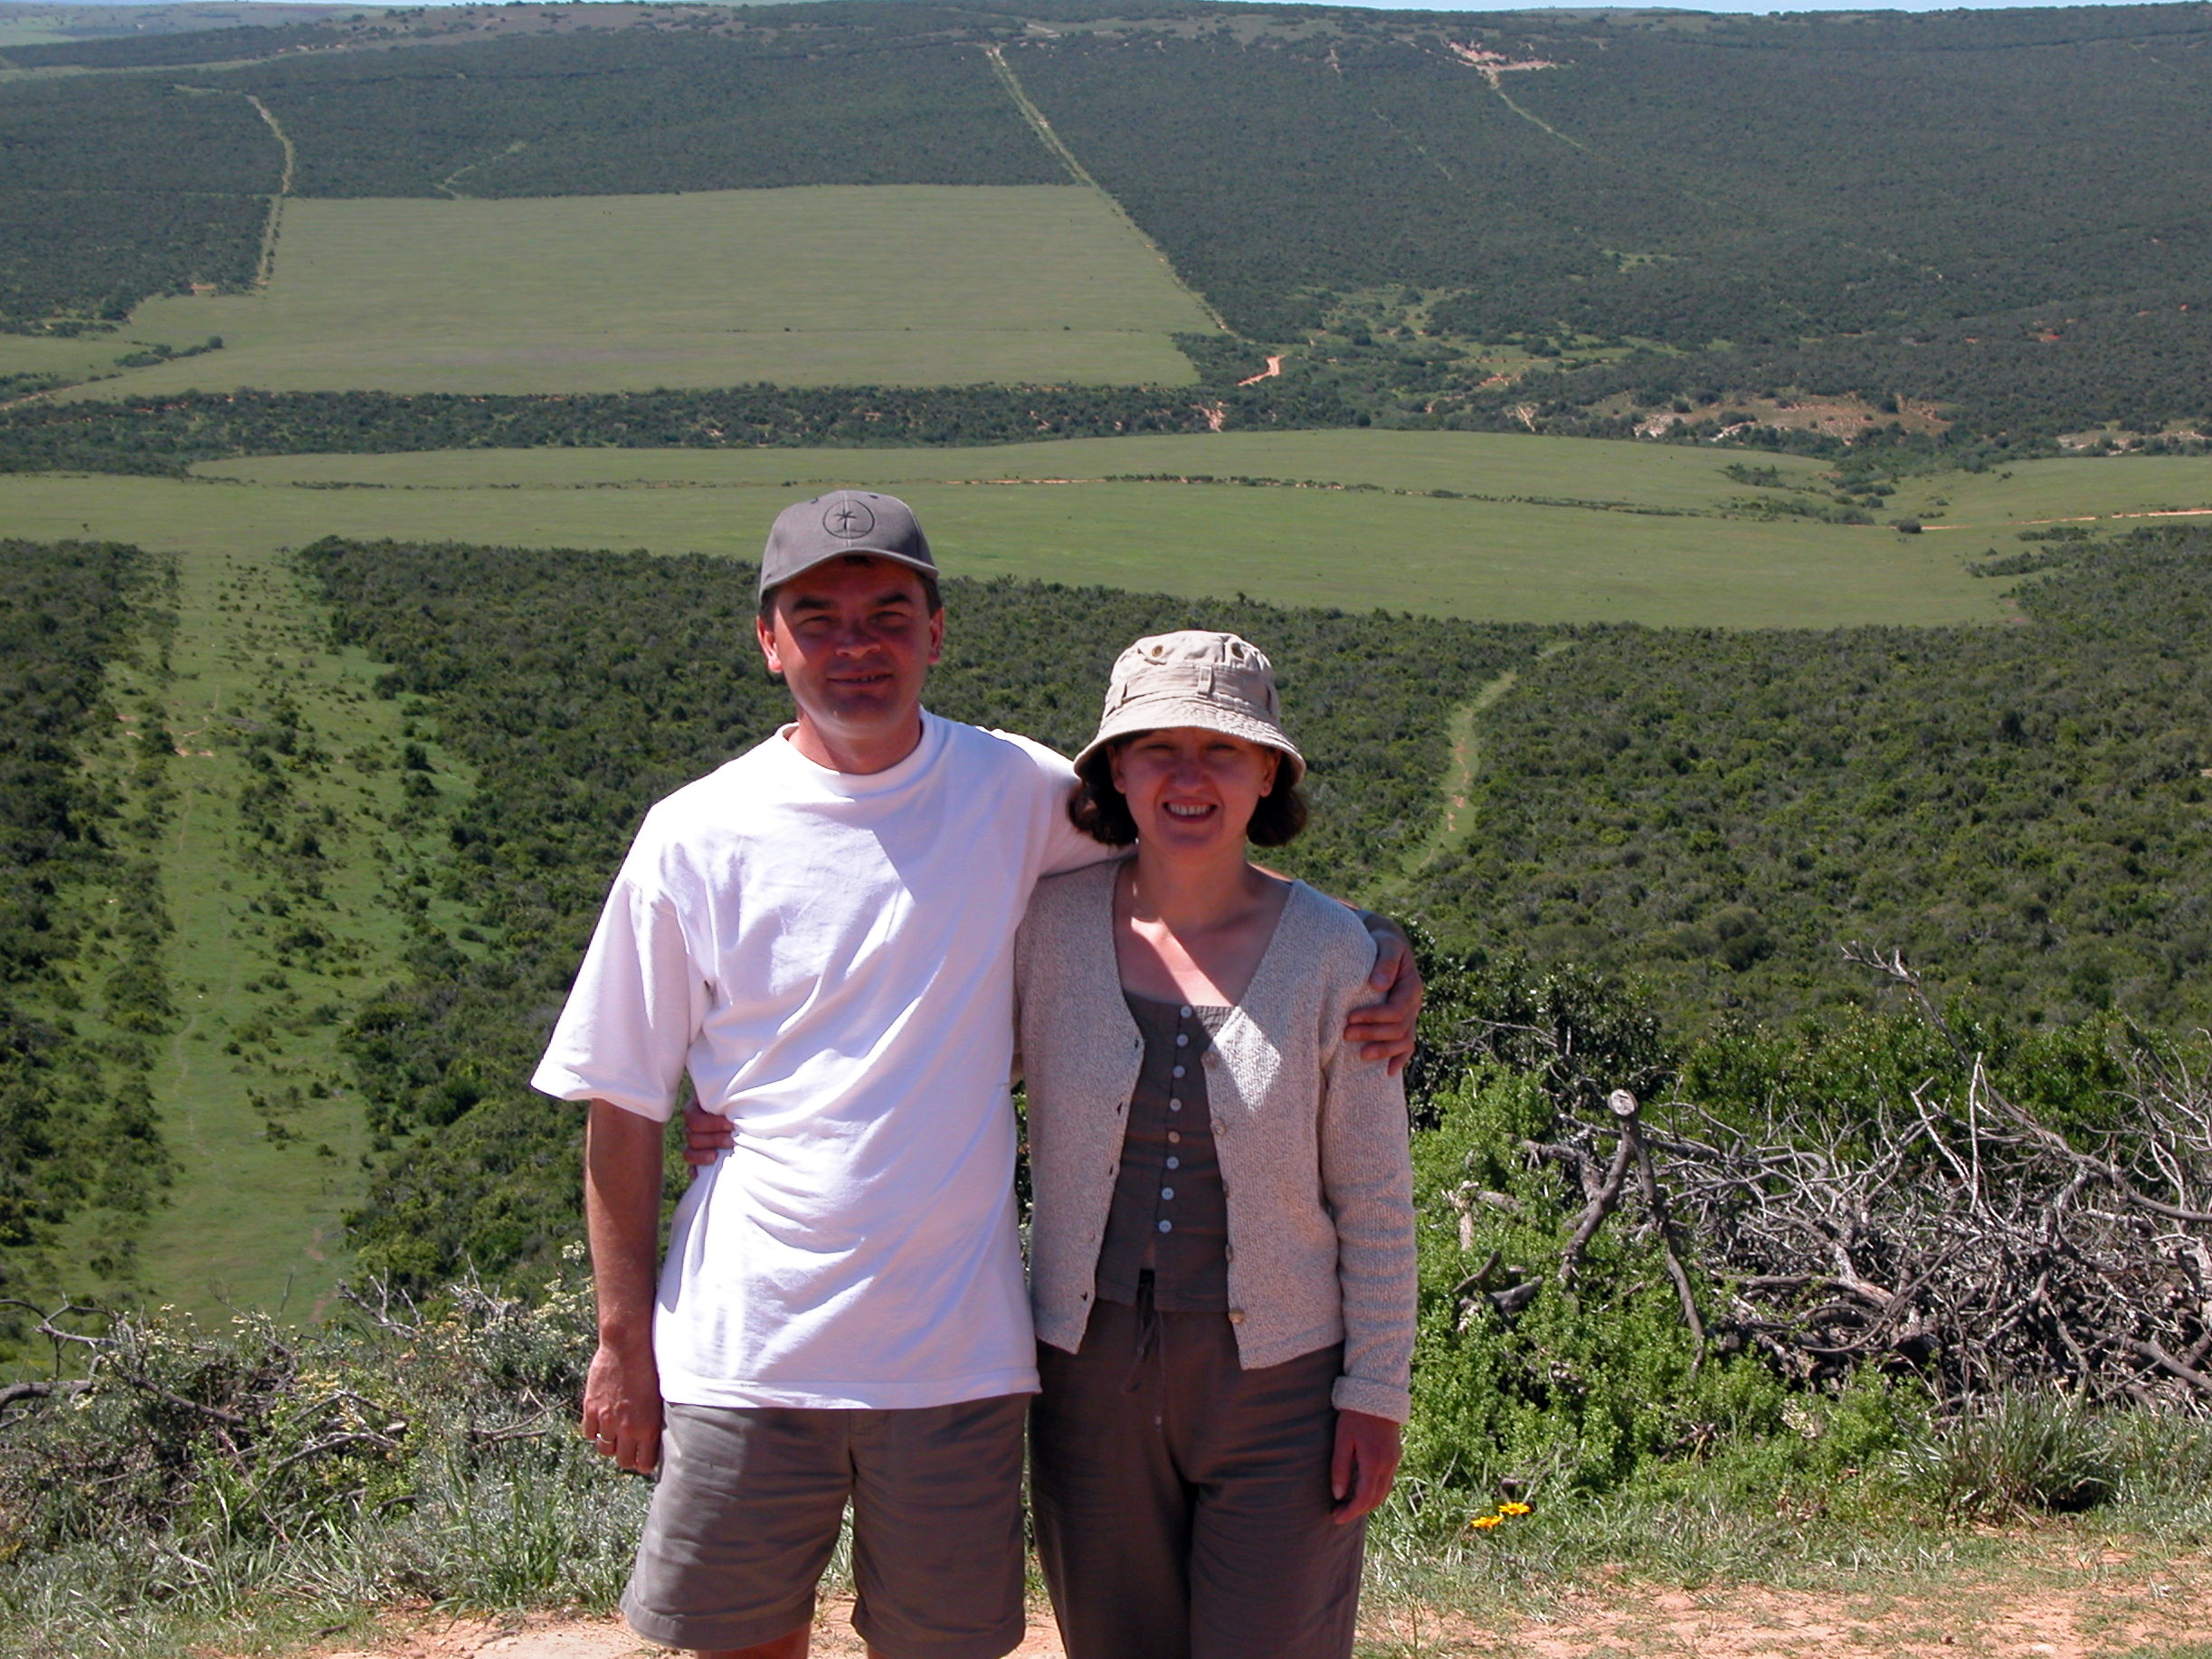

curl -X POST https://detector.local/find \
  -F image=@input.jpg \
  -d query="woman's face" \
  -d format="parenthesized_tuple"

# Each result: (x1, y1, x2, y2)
(1110, 726, 1280, 855)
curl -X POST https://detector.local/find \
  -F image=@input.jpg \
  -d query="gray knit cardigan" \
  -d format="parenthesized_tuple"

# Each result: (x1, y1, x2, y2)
(1013, 858, 1418, 1423)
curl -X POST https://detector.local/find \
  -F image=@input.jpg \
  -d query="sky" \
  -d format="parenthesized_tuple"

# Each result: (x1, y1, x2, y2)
(168, 0, 2188, 9)
(1314, 1, 2167, 10)
(106, 0, 2179, 14)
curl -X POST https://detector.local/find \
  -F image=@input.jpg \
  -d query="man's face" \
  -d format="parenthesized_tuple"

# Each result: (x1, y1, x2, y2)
(756, 555, 944, 743)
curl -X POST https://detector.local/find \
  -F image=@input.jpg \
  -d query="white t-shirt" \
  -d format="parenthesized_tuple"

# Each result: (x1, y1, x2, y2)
(532, 711, 1105, 1411)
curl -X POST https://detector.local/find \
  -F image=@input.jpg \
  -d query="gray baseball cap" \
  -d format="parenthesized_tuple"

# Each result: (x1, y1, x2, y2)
(758, 489, 935, 600)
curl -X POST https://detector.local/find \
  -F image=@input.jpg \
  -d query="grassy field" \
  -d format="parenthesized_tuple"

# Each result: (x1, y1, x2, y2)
(76, 540, 478, 1322)
(82, 186, 1212, 396)
(22, 435, 2207, 628)
(200, 428, 1837, 508)
(1888, 453, 2212, 536)
(0, 469, 1996, 629)
(0, 4, 376, 48)
(0, 330, 163, 384)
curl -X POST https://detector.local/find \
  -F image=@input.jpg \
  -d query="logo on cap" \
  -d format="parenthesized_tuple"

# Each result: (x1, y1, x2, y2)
(823, 498, 877, 540)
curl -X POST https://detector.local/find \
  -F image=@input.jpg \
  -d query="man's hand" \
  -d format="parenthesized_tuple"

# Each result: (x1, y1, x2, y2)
(1330, 1408, 1403, 1522)
(582, 1333, 663, 1474)
(682, 1100, 734, 1167)
(1346, 915, 1423, 1076)
(584, 1099, 669, 1474)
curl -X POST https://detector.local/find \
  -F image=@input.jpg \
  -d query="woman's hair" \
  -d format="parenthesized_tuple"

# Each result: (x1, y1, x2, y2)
(1068, 737, 1308, 848)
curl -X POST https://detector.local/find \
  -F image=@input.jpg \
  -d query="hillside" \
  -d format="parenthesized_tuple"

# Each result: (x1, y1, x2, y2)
(0, 0, 2206, 1317)
(1, 2, 2207, 441)
(13, 517, 2198, 1308)
(1416, 524, 2212, 1032)
(4, 10, 2212, 1654)
(257, 523, 2212, 1289)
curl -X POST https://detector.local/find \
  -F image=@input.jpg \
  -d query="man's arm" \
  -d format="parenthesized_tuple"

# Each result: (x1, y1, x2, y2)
(1248, 859, 1423, 1076)
(1348, 910, 1421, 1076)
(582, 1100, 667, 1474)
(682, 909, 1419, 1173)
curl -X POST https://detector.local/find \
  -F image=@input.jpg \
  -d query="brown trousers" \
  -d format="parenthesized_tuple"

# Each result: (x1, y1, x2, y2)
(1030, 1294, 1365, 1659)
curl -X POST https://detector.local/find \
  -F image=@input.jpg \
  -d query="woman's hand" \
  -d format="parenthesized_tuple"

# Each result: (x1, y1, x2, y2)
(680, 1100, 734, 1167)
(1330, 1408, 1402, 1523)
(1347, 915, 1423, 1076)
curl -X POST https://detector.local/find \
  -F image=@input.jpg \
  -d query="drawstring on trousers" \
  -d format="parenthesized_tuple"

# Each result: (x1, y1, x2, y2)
(1121, 1271, 1161, 1394)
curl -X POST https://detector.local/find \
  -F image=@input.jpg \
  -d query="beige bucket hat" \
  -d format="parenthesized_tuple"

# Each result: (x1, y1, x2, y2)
(1073, 630, 1305, 782)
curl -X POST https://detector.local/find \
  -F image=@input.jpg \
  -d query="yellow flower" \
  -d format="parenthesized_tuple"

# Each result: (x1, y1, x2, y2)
(1471, 1513, 1504, 1530)
(1499, 1502, 1532, 1516)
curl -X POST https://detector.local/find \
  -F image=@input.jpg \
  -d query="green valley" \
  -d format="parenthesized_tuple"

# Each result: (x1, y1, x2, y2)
(100, 188, 1213, 394)
(115, 543, 475, 1320)
(0, 458, 1995, 629)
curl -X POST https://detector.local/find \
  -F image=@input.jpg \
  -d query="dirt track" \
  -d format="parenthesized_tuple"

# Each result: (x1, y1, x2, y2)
(299, 1554, 2212, 1659)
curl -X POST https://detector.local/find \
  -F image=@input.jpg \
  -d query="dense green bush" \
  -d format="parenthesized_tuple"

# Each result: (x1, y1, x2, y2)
(1405, 1067, 1795, 1496)
(241, 31, 1064, 199)
(0, 77, 271, 327)
(0, 543, 177, 1318)
(1418, 525, 2212, 1033)
(290, 526, 2212, 1289)
(0, 376, 1358, 477)
(0, 1262, 646, 1658)
(297, 536, 1522, 1286)
(1011, 7, 2212, 434)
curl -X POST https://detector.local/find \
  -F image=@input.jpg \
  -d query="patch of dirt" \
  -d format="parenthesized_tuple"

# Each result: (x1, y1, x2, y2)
(237, 1557, 2212, 1659)
(1369, 1556, 2212, 1658)
(1633, 394, 1950, 441)
(312, 1614, 650, 1659)
(1445, 42, 1561, 84)
(216, 1551, 2212, 1659)
(806, 1597, 1068, 1656)
(283, 1603, 1068, 1659)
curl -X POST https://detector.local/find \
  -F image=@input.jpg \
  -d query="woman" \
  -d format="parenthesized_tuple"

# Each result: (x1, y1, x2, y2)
(1015, 629, 1417, 1659)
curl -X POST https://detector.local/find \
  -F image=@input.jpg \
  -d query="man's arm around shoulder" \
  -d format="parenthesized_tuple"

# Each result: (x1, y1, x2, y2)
(1348, 908, 1422, 1076)
(583, 1100, 666, 1474)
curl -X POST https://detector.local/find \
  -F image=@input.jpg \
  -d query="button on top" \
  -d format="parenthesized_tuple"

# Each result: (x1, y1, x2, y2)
(1180, 1005, 1194, 1019)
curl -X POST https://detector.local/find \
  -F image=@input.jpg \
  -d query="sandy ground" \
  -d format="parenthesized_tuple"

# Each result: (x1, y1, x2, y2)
(312, 1597, 1064, 1659)
(299, 1559, 2212, 1659)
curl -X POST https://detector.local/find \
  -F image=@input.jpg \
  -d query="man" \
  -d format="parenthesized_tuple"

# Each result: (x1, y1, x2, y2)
(533, 490, 1418, 1659)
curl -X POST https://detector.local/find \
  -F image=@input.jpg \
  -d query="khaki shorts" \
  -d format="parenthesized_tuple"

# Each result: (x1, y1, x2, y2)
(621, 1395, 1029, 1658)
